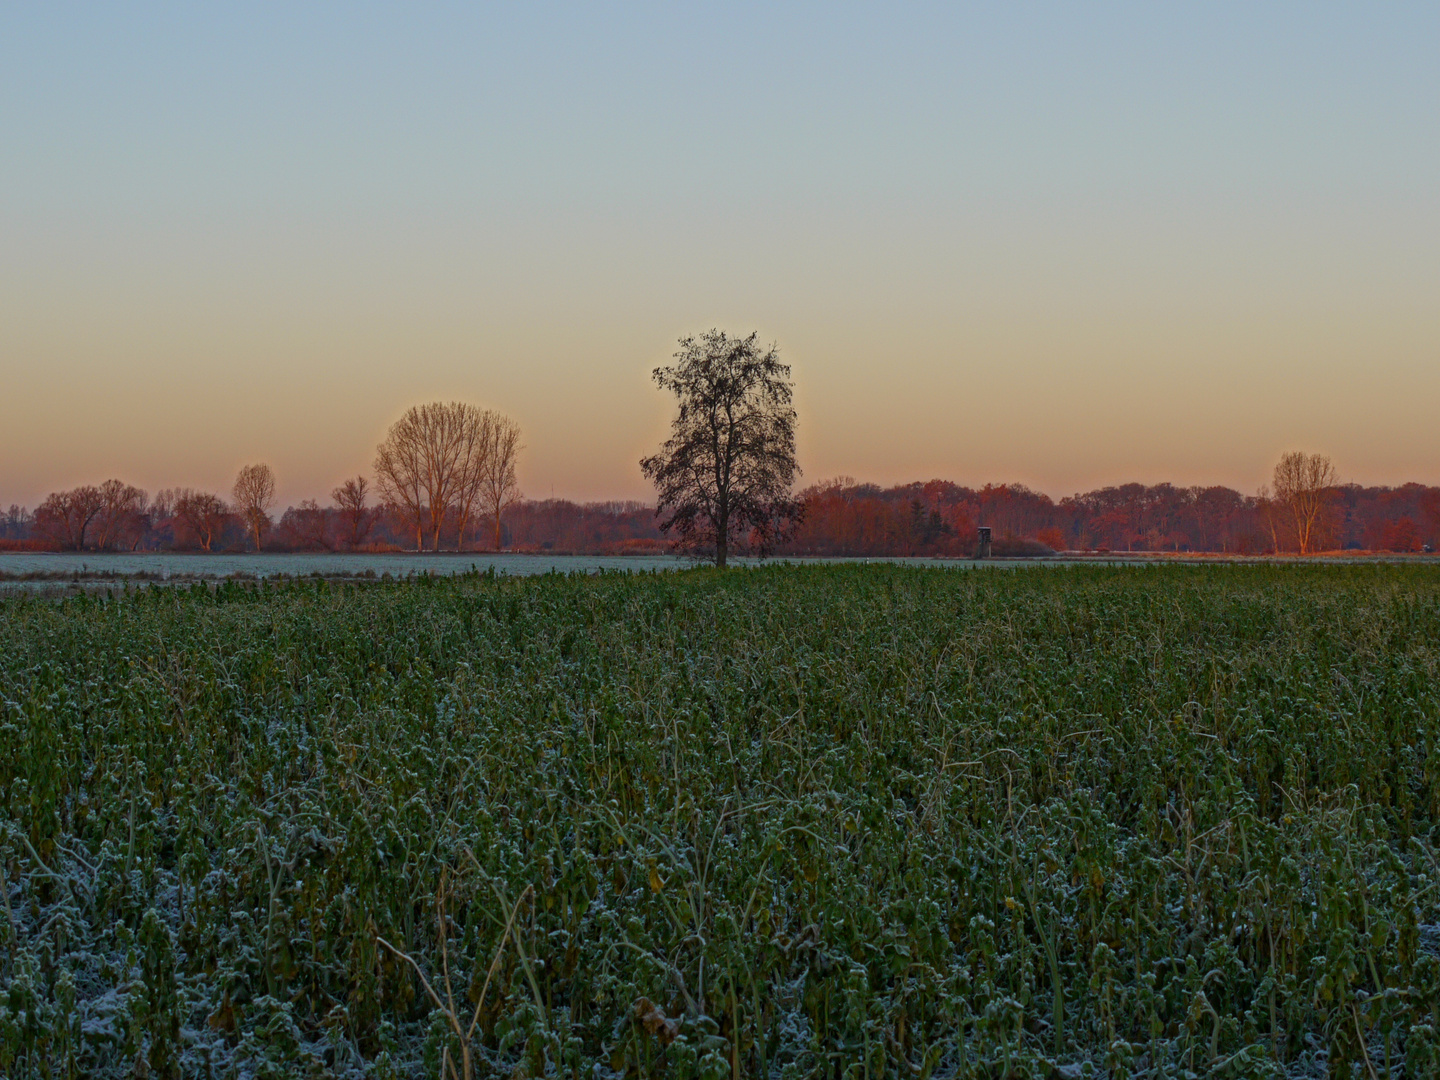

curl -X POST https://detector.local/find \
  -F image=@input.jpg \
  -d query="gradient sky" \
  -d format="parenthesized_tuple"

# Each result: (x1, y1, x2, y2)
(3, 3, 1437, 508)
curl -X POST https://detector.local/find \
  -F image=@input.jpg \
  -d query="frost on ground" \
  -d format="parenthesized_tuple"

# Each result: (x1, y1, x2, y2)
(3, 565, 1440, 1078)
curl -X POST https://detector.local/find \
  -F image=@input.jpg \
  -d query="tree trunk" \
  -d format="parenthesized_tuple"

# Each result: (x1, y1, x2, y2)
(714, 490, 729, 568)
(494, 514, 502, 552)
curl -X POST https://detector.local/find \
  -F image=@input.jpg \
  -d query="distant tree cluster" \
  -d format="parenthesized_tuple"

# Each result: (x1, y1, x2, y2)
(4, 402, 525, 554)
(30, 480, 148, 552)
(781, 458, 1439, 557)
(503, 500, 664, 554)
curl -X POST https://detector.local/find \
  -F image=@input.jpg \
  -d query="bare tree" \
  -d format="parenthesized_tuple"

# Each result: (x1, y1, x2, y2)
(375, 422, 427, 551)
(375, 403, 465, 551)
(374, 403, 519, 551)
(34, 486, 104, 550)
(93, 479, 148, 551)
(331, 476, 374, 550)
(452, 411, 494, 551)
(640, 329, 802, 568)
(1272, 451, 1337, 555)
(479, 414, 522, 550)
(233, 464, 277, 552)
(172, 490, 229, 552)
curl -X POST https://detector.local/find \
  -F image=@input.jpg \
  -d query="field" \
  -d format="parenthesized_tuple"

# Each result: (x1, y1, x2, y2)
(3, 565, 1440, 1078)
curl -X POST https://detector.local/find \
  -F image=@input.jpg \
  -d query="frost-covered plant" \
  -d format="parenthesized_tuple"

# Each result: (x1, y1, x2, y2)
(1, 565, 1439, 1077)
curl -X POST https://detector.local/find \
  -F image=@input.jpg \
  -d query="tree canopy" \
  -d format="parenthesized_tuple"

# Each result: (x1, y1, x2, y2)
(640, 330, 801, 567)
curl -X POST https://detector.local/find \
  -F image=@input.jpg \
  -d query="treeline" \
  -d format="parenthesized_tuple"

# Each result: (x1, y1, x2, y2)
(0, 485, 640, 554)
(0, 478, 665, 555)
(0, 400, 542, 555)
(783, 477, 1440, 555)
(4, 476, 1437, 555)
(0, 480, 374, 554)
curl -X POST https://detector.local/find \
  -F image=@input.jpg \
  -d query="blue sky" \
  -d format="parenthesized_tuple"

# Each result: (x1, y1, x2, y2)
(2, 3, 1437, 504)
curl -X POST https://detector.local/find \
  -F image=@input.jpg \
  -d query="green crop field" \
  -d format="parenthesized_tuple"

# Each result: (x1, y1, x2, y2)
(3, 565, 1440, 1079)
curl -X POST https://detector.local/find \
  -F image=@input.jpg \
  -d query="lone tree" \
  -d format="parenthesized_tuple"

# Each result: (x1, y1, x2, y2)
(232, 463, 276, 552)
(1272, 451, 1337, 554)
(641, 329, 802, 568)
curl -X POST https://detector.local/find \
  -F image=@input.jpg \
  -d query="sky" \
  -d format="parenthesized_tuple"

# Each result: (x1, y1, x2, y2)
(2, 3, 1437, 508)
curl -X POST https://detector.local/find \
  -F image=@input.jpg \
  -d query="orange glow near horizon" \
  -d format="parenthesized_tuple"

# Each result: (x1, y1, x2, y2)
(5, 285, 1437, 511)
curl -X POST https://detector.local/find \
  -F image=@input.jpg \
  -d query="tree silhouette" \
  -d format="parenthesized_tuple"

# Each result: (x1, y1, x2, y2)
(641, 330, 801, 568)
